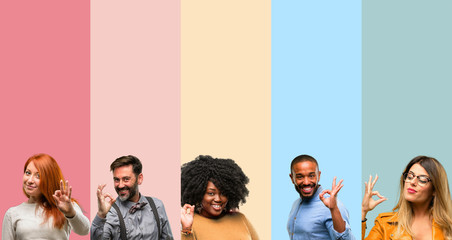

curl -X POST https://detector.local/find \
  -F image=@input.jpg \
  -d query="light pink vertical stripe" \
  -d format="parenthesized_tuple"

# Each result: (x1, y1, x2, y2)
(91, 0, 180, 238)
(0, 1, 90, 240)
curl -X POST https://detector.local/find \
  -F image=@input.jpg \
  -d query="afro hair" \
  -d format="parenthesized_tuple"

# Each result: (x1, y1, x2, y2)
(181, 155, 250, 212)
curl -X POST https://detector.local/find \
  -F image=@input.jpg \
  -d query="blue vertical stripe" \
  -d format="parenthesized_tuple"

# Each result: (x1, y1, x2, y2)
(272, 1, 361, 238)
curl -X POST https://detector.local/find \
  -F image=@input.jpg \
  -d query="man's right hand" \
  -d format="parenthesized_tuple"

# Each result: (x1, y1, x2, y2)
(97, 184, 116, 219)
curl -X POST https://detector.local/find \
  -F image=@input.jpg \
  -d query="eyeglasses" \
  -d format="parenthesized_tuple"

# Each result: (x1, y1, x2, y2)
(403, 172, 431, 187)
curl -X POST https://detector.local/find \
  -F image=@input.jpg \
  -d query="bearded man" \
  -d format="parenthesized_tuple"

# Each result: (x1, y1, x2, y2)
(91, 155, 173, 240)
(287, 154, 355, 240)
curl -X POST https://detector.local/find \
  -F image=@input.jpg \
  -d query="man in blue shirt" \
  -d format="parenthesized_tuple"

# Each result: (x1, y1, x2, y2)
(287, 154, 355, 240)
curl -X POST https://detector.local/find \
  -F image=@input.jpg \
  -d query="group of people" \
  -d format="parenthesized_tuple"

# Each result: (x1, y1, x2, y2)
(2, 153, 452, 240)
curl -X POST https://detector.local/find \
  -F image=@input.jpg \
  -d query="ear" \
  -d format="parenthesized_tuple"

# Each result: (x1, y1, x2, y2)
(317, 170, 321, 183)
(289, 173, 295, 184)
(137, 173, 143, 185)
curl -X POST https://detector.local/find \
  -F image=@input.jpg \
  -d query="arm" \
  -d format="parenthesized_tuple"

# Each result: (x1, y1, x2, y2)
(320, 177, 355, 240)
(2, 209, 14, 240)
(241, 213, 259, 240)
(66, 202, 90, 235)
(362, 175, 386, 239)
(181, 204, 195, 240)
(156, 199, 173, 240)
(90, 184, 116, 239)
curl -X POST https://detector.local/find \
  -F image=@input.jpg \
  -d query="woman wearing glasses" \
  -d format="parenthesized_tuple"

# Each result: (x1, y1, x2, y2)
(361, 156, 452, 240)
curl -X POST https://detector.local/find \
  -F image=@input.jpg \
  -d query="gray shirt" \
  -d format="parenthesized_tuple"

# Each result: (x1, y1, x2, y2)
(91, 195, 173, 240)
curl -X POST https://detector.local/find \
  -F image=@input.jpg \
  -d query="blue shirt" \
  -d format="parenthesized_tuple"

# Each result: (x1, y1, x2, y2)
(287, 186, 355, 240)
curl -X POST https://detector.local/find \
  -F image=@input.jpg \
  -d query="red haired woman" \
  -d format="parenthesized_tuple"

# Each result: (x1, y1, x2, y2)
(2, 153, 90, 239)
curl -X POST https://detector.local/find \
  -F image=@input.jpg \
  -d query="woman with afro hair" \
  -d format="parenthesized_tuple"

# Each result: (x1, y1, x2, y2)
(180, 155, 259, 239)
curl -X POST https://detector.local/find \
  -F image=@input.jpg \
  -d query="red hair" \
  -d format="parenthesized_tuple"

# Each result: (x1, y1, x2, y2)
(23, 153, 76, 229)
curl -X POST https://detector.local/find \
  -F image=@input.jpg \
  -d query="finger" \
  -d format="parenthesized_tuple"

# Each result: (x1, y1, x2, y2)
(52, 194, 59, 203)
(375, 197, 387, 205)
(332, 176, 337, 188)
(364, 182, 368, 194)
(68, 186, 72, 199)
(65, 180, 69, 195)
(105, 192, 115, 202)
(373, 191, 385, 199)
(98, 184, 106, 192)
(336, 179, 344, 189)
(367, 175, 372, 192)
(97, 188, 103, 200)
(60, 180, 65, 195)
(335, 184, 344, 195)
(371, 174, 378, 188)
(54, 190, 62, 198)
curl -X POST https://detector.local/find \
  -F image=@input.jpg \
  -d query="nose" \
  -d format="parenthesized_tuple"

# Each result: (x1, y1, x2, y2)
(303, 177, 310, 185)
(214, 194, 221, 202)
(26, 175, 34, 184)
(118, 180, 125, 188)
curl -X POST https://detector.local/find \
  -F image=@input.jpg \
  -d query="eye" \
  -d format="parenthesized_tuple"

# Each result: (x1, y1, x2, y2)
(407, 173, 415, 180)
(25, 171, 31, 176)
(36, 173, 40, 179)
(206, 192, 214, 196)
(418, 176, 429, 184)
(309, 174, 315, 178)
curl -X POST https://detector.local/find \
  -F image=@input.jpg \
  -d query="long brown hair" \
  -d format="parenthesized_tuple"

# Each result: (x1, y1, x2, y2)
(23, 153, 76, 229)
(393, 156, 452, 239)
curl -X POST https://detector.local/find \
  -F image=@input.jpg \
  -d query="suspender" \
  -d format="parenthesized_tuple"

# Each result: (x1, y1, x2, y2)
(112, 196, 162, 240)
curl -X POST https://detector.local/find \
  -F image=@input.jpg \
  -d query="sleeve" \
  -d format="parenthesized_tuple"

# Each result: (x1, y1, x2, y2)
(155, 198, 173, 240)
(241, 213, 259, 240)
(2, 209, 15, 240)
(90, 210, 115, 240)
(325, 202, 355, 240)
(363, 217, 385, 240)
(66, 202, 90, 235)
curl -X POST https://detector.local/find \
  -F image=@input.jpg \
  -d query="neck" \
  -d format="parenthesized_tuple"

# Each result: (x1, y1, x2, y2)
(129, 192, 140, 203)
(411, 200, 431, 218)
(28, 196, 39, 204)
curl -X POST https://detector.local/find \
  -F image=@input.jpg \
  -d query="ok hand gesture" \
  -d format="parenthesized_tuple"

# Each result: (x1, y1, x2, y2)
(96, 184, 116, 219)
(319, 177, 344, 210)
(362, 174, 386, 220)
(181, 204, 195, 230)
(53, 180, 76, 218)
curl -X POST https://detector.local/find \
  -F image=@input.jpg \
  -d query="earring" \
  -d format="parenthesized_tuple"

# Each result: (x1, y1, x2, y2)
(195, 203, 203, 213)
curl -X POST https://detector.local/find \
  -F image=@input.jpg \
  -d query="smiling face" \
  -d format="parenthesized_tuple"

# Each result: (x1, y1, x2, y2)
(403, 163, 434, 205)
(200, 181, 228, 218)
(23, 161, 42, 202)
(290, 161, 321, 199)
(113, 165, 142, 202)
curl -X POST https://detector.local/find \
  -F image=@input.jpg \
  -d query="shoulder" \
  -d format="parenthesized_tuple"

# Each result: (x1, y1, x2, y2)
(145, 196, 165, 208)
(5, 203, 32, 215)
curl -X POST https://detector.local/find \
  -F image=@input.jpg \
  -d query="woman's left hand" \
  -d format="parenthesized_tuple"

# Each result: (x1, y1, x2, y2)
(53, 180, 76, 218)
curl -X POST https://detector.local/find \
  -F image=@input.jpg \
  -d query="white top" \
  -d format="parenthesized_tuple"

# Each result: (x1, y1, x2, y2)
(2, 201, 90, 240)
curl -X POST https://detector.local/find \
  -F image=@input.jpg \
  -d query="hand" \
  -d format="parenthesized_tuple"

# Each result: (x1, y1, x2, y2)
(53, 180, 76, 218)
(97, 184, 116, 219)
(181, 204, 194, 229)
(319, 177, 344, 210)
(362, 174, 386, 220)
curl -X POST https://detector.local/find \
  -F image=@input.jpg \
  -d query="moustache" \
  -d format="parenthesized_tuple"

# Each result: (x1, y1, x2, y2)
(116, 186, 131, 191)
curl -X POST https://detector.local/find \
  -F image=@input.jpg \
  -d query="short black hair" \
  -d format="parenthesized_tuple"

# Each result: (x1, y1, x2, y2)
(110, 155, 142, 176)
(290, 154, 319, 173)
(181, 155, 250, 212)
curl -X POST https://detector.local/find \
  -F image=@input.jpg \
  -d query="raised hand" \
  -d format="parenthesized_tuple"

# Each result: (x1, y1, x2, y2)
(181, 204, 195, 230)
(53, 180, 76, 218)
(319, 177, 344, 210)
(96, 184, 116, 219)
(362, 174, 386, 220)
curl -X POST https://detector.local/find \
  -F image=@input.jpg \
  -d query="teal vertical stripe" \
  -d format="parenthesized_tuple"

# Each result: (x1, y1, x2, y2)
(363, 1, 452, 233)
(272, 1, 361, 238)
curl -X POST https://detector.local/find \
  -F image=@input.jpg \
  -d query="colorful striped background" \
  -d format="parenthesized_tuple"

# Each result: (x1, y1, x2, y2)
(1, 1, 451, 240)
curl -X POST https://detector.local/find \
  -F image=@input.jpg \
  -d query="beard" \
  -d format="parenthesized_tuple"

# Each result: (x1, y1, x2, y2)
(294, 182, 319, 200)
(115, 180, 139, 202)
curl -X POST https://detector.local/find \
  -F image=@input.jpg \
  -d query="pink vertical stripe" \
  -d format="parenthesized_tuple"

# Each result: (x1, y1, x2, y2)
(0, 1, 90, 240)
(91, 0, 180, 238)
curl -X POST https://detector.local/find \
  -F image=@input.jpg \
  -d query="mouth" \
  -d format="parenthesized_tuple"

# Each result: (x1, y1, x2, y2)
(299, 184, 316, 195)
(25, 185, 37, 190)
(212, 204, 223, 211)
(407, 188, 417, 194)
